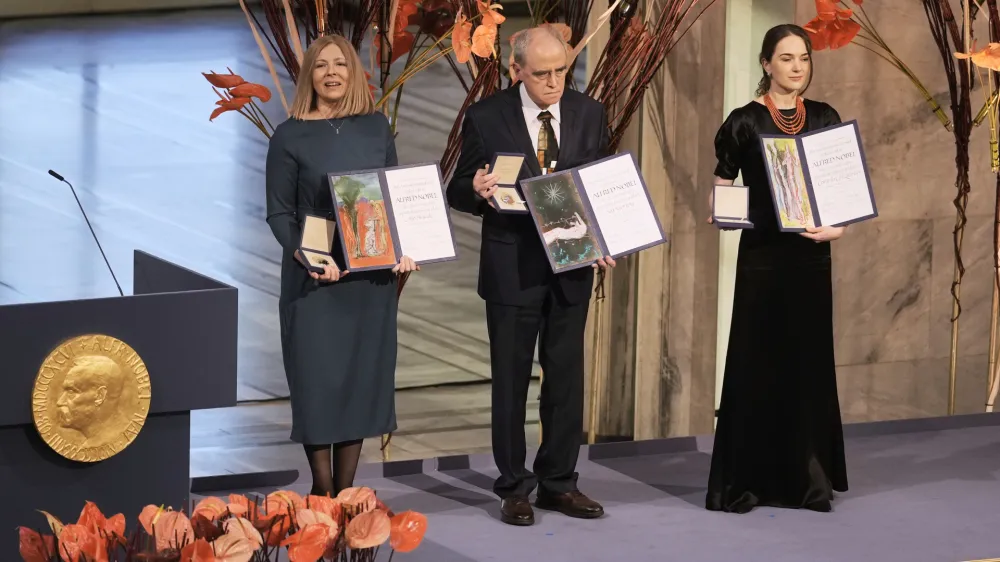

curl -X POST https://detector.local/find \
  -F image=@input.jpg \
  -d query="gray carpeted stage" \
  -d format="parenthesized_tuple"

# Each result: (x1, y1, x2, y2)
(197, 412, 1000, 561)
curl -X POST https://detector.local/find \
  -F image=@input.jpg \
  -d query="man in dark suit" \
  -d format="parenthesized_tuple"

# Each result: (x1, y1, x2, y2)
(446, 26, 615, 526)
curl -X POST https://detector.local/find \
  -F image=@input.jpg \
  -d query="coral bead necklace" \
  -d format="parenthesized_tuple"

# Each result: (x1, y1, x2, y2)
(764, 92, 805, 134)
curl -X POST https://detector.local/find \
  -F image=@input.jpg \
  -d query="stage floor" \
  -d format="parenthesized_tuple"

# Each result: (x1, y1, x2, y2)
(197, 413, 1000, 562)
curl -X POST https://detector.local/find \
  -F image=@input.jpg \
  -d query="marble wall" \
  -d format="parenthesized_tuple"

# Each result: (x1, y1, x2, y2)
(582, 0, 727, 440)
(792, 0, 997, 421)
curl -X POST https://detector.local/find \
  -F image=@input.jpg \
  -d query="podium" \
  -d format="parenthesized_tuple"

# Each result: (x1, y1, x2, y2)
(0, 251, 238, 552)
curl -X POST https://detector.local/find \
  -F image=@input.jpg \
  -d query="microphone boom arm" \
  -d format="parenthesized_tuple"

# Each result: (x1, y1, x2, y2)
(48, 169, 124, 297)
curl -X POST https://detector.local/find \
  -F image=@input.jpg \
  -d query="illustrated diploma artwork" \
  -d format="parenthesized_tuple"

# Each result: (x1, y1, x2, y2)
(759, 120, 878, 232)
(328, 162, 459, 271)
(299, 214, 338, 273)
(712, 185, 754, 229)
(518, 152, 667, 273)
(489, 152, 528, 213)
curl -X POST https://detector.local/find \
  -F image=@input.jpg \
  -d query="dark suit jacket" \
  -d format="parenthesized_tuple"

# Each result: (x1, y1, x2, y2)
(447, 85, 610, 307)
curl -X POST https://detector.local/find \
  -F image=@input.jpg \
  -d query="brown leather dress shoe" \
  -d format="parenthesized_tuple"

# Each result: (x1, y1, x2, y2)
(500, 496, 534, 526)
(535, 490, 605, 519)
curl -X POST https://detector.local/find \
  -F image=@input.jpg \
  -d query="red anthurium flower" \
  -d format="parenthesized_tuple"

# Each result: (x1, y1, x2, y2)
(203, 71, 245, 89)
(228, 82, 272, 103)
(210, 97, 251, 121)
(378, 0, 419, 64)
(18, 528, 55, 562)
(421, 0, 457, 38)
(804, 0, 860, 51)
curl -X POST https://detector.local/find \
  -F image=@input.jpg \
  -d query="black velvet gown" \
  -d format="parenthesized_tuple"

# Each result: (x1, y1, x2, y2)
(706, 99, 849, 513)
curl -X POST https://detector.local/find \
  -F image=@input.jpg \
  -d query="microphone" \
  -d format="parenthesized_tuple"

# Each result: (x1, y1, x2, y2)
(48, 170, 124, 297)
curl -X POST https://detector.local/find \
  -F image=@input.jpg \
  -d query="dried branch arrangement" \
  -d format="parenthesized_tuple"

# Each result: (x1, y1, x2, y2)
(583, 0, 718, 153)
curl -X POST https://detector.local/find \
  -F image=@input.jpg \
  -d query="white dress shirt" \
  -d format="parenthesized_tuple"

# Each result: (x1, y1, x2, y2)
(519, 83, 561, 158)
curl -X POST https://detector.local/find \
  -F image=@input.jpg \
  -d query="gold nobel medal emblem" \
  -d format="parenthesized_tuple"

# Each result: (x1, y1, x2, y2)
(31, 334, 152, 463)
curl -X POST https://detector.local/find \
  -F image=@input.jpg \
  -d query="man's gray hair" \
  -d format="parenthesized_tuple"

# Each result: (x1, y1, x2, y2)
(511, 26, 569, 67)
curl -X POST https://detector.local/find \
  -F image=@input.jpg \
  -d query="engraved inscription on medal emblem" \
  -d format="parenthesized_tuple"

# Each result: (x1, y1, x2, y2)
(31, 334, 152, 463)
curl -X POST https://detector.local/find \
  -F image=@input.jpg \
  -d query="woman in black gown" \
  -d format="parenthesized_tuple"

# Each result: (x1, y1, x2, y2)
(706, 24, 849, 513)
(265, 34, 418, 496)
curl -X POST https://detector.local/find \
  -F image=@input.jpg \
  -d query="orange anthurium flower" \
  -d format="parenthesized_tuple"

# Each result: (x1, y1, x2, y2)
(542, 22, 573, 43)
(804, 3, 859, 51)
(955, 43, 1000, 71)
(476, 0, 505, 27)
(223, 517, 264, 551)
(255, 512, 291, 547)
(192, 497, 229, 521)
(400, 0, 421, 26)
(336, 486, 377, 513)
(211, 97, 251, 121)
(306, 494, 343, 522)
(228, 82, 272, 103)
(105, 513, 126, 544)
(281, 523, 330, 562)
(803, 16, 828, 50)
(815, 0, 837, 21)
(56, 524, 105, 562)
(266, 490, 306, 521)
(826, 18, 860, 49)
(452, 9, 473, 63)
(179, 538, 215, 562)
(227, 494, 254, 518)
(18, 527, 55, 562)
(345, 510, 391, 550)
(203, 71, 245, 89)
(377, 0, 419, 64)
(181, 534, 253, 562)
(152, 511, 196, 552)
(75, 501, 125, 547)
(296, 509, 340, 559)
(389, 511, 427, 553)
(471, 23, 497, 58)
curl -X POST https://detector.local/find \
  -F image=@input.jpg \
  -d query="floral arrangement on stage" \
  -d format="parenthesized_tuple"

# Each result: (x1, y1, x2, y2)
(803, 0, 954, 130)
(201, 0, 506, 140)
(17, 487, 427, 562)
(804, 0, 989, 413)
(953, 0, 1000, 412)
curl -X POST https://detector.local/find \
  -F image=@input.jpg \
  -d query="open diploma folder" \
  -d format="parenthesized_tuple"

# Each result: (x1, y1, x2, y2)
(759, 120, 878, 232)
(328, 162, 459, 272)
(518, 152, 667, 273)
(299, 214, 338, 273)
(712, 185, 753, 229)
(489, 152, 528, 213)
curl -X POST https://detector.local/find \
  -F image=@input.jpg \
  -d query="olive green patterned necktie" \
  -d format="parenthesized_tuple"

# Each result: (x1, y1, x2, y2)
(537, 110, 558, 174)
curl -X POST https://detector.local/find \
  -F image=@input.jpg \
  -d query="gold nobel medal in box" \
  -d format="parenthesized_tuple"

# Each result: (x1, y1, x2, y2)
(299, 214, 338, 272)
(31, 334, 152, 463)
(489, 152, 529, 213)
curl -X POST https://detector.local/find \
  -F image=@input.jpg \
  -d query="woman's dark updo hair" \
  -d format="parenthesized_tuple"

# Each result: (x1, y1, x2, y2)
(755, 24, 813, 98)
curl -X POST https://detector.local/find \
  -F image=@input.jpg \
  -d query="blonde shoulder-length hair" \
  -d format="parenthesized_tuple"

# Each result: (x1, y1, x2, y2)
(291, 34, 375, 119)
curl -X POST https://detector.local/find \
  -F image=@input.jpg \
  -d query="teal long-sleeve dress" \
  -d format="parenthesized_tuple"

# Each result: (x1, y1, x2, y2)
(265, 112, 398, 445)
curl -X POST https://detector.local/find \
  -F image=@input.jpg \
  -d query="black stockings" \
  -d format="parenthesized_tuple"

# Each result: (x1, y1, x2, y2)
(304, 439, 364, 497)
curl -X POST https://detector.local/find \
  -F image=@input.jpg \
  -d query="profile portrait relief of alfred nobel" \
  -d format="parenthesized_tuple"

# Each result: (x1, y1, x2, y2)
(55, 355, 128, 444)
